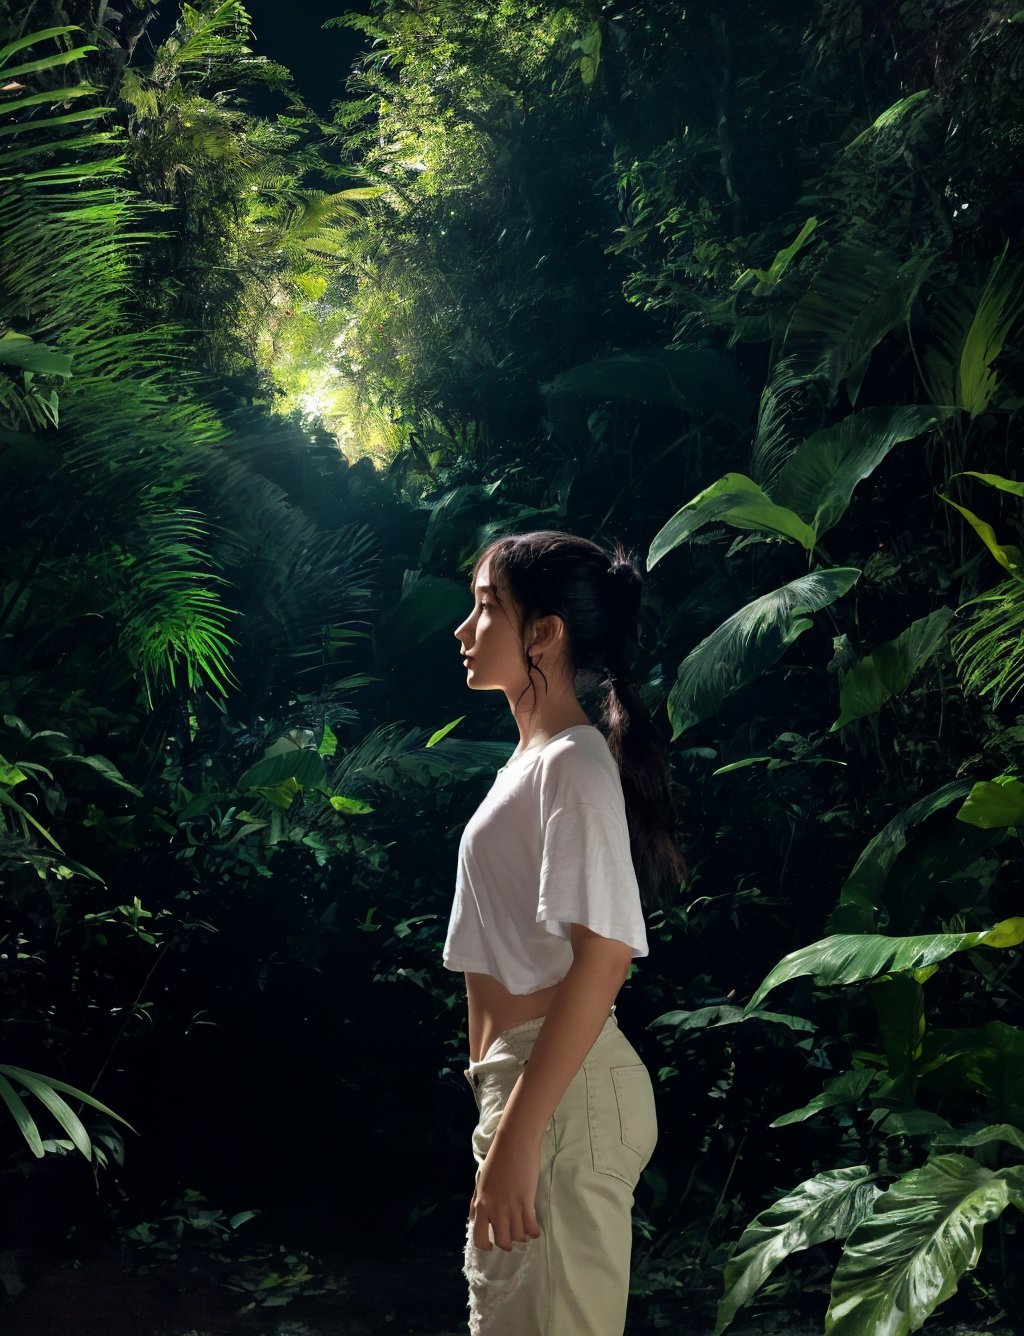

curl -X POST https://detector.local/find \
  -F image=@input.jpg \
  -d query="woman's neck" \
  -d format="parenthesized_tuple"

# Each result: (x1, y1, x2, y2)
(506, 683, 591, 753)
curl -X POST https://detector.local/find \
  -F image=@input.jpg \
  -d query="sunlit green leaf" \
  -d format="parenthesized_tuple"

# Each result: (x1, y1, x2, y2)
(647, 473, 816, 568)
(748, 919, 1024, 1010)
(956, 776, 1024, 829)
(716, 1167, 881, 1335)
(826, 1155, 1024, 1335)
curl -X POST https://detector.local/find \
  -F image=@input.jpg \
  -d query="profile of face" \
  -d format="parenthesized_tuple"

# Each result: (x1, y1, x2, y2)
(453, 558, 532, 694)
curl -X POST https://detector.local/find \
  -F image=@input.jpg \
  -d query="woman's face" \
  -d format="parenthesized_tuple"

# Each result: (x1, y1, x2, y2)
(453, 557, 530, 693)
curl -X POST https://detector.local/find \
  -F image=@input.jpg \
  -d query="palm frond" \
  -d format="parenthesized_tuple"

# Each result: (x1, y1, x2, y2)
(951, 579, 1024, 707)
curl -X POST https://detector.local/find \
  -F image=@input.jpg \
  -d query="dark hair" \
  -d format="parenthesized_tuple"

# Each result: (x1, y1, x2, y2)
(474, 530, 686, 904)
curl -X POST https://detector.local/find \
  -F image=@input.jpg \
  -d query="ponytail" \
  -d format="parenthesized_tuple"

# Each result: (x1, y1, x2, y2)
(598, 548, 687, 904)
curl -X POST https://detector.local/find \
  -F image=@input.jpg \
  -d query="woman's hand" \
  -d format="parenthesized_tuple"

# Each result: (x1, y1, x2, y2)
(470, 1129, 543, 1251)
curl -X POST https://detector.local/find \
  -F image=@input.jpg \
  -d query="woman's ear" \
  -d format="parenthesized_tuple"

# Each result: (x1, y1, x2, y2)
(526, 614, 565, 656)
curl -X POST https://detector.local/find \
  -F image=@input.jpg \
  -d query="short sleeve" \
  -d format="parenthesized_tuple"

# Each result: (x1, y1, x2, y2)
(537, 802, 648, 957)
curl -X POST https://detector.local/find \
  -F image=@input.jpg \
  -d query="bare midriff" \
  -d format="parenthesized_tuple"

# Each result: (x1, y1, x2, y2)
(466, 971, 561, 1064)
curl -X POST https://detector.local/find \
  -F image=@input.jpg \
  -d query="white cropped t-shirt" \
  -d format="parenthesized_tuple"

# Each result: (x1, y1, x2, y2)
(442, 724, 649, 995)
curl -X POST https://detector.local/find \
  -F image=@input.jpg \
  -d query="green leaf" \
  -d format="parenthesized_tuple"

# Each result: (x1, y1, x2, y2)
(832, 607, 953, 729)
(936, 1124, 1024, 1156)
(64, 752, 144, 796)
(9, 1070, 91, 1158)
(939, 493, 1022, 577)
(647, 473, 816, 568)
(826, 1155, 1024, 1335)
(785, 245, 935, 403)
(956, 776, 1024, 829)
(733, 217, 818, 295)
(747, 920, 1024, 1010)
(956, 470, 1024, 499)
(237, 749, 326, 792)
(919, 1022, 1024, 1126)
(711, 756, 772, 776)
(957, 250, 1024, 418)
(0, 1072, 44, 1158)
(845, 90, 931, 151)
(770, 1070, 876, 1128)
(772, 405, 948, 541)
(328, 794, 373, 815)
(426, 716, 465, 748)
(651, 1006, 813, 1034)
(828, 781, 972, 933)
(668, 568, 861, 738)
(318, 724, 338, 758)
(0, 332, 72, 376)
(256, 778, 300, 809)
(715, 1167, 881, 1336)
(0, 1064, 134, 1130)
(870, 973, 926, 1087)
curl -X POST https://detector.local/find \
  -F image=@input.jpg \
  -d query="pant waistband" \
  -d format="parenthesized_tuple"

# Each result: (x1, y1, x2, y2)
(465, 1011, 620, 1089)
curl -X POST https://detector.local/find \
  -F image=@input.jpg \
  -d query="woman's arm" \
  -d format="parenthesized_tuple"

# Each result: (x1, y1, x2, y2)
(469, 923, 633, 1251)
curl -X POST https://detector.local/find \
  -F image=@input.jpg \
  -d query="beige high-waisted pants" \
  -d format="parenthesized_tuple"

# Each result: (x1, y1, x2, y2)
(463, 1013, 658, 1336)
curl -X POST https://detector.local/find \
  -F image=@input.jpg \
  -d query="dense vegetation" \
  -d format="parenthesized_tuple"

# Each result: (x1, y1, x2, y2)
(2, 1, 1022, 1331)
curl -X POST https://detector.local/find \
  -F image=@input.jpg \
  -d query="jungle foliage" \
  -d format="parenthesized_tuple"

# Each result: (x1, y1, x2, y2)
(1, 1, 1023, 1332)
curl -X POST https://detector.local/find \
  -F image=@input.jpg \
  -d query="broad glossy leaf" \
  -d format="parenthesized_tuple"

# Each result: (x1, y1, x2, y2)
(647, 473, 816, 567)
(771, 1070, 876, 1128)
(828, 781, 971, 932)
(826, 1155, 1024, 1335)
(832, 607, 953, 729)
(936, 1123, 1024, 1155)
(956, 776, 1024, 829)
(0, 332, 72, 376)
(651, 1005, 813, 1034)
(237, 749, 326, 792)
(747, 919, 1024, 1010)
(772, 405, 948, 540)
(715, 1166, 881, 1335)
(668, 568, 861, 738)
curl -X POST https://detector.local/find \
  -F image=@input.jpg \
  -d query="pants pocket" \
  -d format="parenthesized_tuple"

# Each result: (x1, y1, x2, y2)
(587, 1062, 658, 1186)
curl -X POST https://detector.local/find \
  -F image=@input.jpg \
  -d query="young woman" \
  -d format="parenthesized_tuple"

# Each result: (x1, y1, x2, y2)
(444, 530, 685, 1336)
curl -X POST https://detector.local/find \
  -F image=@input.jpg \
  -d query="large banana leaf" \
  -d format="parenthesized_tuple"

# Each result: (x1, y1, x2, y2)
(832, 607, 953, 729)
(827, 781, 972, 933)
(771, 405, 948, 541)
(826, 1154, 1024, 1335)
(747, 919, 1024, 1010)
(715, 1166, 881, 1335)
(647, 473, 816, 567)
(667, 568, 861, 737)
